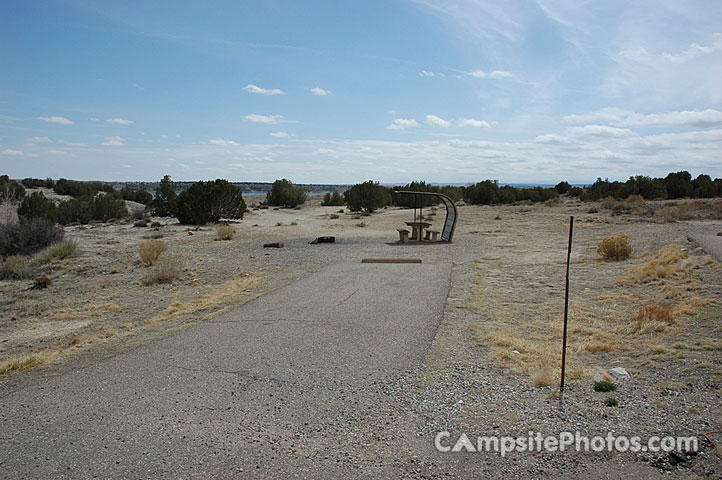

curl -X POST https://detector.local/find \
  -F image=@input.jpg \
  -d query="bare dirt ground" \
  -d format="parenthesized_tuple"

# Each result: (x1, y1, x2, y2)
(1, 194, 721, 477)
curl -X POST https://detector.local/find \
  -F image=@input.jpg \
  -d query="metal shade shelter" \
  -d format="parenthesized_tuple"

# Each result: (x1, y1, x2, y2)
(394, 191, 459, 242)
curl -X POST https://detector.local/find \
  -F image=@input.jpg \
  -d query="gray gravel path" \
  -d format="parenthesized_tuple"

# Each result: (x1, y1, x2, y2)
(686, 223, 722, 260)
(0, 261, 451, 478)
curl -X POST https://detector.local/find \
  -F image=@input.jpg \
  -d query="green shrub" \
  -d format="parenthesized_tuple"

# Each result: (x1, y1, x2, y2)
(604, 397, 619, 407)
(151, 175, 177, 217)
(57, 193, 128, 225)
(344, 181, 391, 213)
(17, 192, 58, 223)
(92, 192, 129, 221)
(175, 179, 246, 225)
(33, 240, 77, 264)
(121, 188, 153, 205)
(0, 175, 25, 203)
(593, 380, 618, 392)
(321, 192, 345, 206)
(21, 178, 54, 189)
(392, 181, 440, 208)
(0, 218, 64, 257)
(266, 179, 307, 208)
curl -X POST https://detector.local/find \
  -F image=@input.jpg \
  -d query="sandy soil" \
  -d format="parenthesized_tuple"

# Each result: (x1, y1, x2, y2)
(1, 194, 721, 476)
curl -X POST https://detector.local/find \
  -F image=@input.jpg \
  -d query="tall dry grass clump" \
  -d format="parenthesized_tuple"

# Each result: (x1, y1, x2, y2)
(597, 234, 633, 260)
(0, 255, 32, 280)
(142, 254, 182, 285)
(139, 239, 167, 266)
(630, 305, 675, 334)
(214, 224, 234, 241)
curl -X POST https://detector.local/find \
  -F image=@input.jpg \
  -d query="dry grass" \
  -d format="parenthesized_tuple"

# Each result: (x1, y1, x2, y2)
(0, 353, 51, 374)
(532, 365, 556, 387)
(620, 245, 687, 284)
(468, 242, 717, 384)
(142, 254, 183, 285)
(0, 255, 32, 280)
(147, 274, 262, 323)
(597, 234, 633, 260)
(139, 239, 167, 266)
(214, 224, 234, 241)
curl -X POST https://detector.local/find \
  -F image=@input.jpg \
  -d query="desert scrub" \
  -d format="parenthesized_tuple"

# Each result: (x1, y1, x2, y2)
(34, 240, 77, 264)
(604, 397, 619, 407)
(593, 380, 618, 392)
(597, 234, 632, 260)
(142, 254, 182, 285)
(215, 224, 234, 240)
(0, 255, 33, 280)
(139, 239, 167, 266)
(532, 366, 556, 387)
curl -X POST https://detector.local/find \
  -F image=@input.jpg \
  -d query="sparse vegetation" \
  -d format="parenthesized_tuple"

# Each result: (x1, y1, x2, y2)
(597, 234, 633, 261)
(532, 366, 555, 387)
(57, 193, 129, 225)
(630, 304, 674, 334)
(0, 175, 26, 203)
(139, 239, 167, 266)
(604, 397, 619, 407)
(0, 217, 64, 257)
(17, 192, 58, 223)
(344, 181, 391, 213)
(215, 224, 234, 240)
(151, 175, 177, 217)
(321, 191, 345, 206)
(593, 380, 618, 392)
(33, 240, 77, 264)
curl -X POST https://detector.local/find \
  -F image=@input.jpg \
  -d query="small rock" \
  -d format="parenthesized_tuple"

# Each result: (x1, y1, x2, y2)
(511, 350, 520, 355)
(608, 367, 630, 380)
(31, 276, 52, 289)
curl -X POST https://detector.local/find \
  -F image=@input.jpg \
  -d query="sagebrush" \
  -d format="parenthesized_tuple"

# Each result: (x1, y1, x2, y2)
(597, 234, 632, 260)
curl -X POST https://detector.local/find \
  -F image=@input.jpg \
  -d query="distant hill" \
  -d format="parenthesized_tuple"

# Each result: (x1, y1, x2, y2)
(110, 181, 351, 194)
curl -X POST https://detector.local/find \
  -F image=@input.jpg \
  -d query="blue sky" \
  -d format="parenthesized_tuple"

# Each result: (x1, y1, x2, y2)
(1, 0, 721, 184)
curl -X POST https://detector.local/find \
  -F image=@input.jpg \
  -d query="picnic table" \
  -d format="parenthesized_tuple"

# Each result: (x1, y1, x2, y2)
(405, 221, 431, 241)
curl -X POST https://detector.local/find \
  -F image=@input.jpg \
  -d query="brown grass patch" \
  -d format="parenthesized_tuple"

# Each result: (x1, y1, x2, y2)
(532, 365, 556, 386)
(630, 305, 674, 334)
(0, 353, 52, 374)
(139, 239, 167, 266)
(620, 245, 686, 284)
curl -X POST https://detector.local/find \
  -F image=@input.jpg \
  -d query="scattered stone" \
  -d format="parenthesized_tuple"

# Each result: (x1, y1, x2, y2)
(608, 367, 630, 380)
(31, 276, 52, 289)
(264, 242, 285, 248)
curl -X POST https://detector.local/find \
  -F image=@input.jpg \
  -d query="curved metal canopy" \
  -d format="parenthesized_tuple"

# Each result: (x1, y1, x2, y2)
(394, 191, 458, 242)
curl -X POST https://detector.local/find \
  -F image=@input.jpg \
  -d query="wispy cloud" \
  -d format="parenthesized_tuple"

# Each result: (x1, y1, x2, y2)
(26, 136, 52, 143)
(107, 118, 134, 125)
(311, 87, 331, 96)
(1, 149, 24, 156)
(244, 114, 288, 124)
(243, 84, 284, 95)
(420, 70, 435, 77)
(209, 138, 240, 146)
(565, 108, 722, 128)
(38, 116, 74, 125)
(423, 115, 492, 128)
(468, 69, 512, 79)
(619, 33, 722, 65)
(387, 118, 419, 130)
(102, 136, 125, 147)
(270, 131, 291, 138)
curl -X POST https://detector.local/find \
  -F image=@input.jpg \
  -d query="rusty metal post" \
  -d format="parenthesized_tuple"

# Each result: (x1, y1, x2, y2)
(560, 216, 574, 394)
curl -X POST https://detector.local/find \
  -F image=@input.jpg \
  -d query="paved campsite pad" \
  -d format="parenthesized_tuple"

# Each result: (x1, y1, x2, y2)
(0, 262, 451, 478)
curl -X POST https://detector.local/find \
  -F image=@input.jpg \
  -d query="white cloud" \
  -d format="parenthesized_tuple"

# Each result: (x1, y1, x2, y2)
(387, 118, 419, 130)
(469, 69, 487, 78)
(244, 114, 287, 124)
(311, 87, 331, 96)
(1, 149, 24, 156)
(420, 70, 435, 77)
(619, 33, 722, 65)
(565, 108, 722, 128)
(209, 138, 240, 146)
(243, 84, 284, 95)
(270, 131, 291, 138)
(38, 116, 74, 125)
(456, 118, 491, 128)
(535, 133, 570, 144)
(107, 118, 134, 125)
(59, 140, 88, 147)
(425, 114, 451, 128)
(102, 136, 125, 147)
(25, 136, 52, 143)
